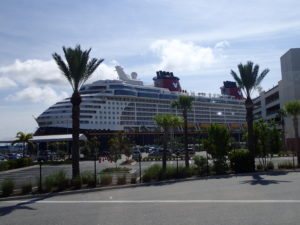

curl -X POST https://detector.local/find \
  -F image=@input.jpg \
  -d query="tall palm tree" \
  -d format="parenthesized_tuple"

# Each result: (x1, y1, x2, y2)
(12, 131, 34, 157)
(154, 114, 183, 169)
(171, 96, 193, 167)
(52, 45, 103, 178)
(231, 61, 269, 171)
(285, 101, 300, 165)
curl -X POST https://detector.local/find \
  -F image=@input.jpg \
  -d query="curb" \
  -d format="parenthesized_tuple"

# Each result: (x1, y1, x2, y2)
(1, 169, 299, 201)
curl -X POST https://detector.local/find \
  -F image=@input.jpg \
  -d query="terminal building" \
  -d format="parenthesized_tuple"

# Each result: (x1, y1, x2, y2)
(253, 48, 300, 150)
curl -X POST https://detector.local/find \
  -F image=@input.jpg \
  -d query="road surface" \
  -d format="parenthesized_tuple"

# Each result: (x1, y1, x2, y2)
(1, 171, 300, 225)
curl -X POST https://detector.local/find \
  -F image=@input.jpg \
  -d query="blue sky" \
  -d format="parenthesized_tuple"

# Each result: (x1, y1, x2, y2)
(0, 0, 300, 139)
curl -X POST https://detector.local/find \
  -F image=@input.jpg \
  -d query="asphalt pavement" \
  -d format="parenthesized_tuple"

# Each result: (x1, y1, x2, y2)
(1, 171, 300, 225)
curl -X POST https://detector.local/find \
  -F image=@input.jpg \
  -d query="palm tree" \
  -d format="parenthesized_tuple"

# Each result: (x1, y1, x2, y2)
(172, 95, 193, 167)
(52, 45, 103, 178)
(285, 101, 300, 165)
(12, 131, 34, 157)
(108, 133, 132, 167)
(231, 61, 269, 171)
(154, 114, 183, 169)
(86, 137, 100, 186)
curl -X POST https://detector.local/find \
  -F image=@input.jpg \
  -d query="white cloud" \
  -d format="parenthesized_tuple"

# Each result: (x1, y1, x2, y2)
(88, 63, 118, 83)
(0, 77, 17, 89)
(215, 41, 230, 49)
(6, 86, 69, 105)
(0, 59, 66, 86)
(0, 59, 119, 88)
(150, 39, 228, 73)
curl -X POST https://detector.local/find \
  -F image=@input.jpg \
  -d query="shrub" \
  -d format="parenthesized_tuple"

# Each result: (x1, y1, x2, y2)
(130, 177, 136, 184)
(44, 175, 55, 192)
(53, 170, 69, 191)
(158, 166, 177, 180)
(142, 164, 195, 182)
(142, 173, 152, 183)
(100, 175, 112, 185)
(21, 183, 32, 194)
(143, 164, 161, 181)
(267, 161, 274, 170)
(212, 160, 228, 174)
(228, 150, 253, 173)
(0, 161, 9, 171)
(7, 160, 17, 170)
(117, 175, 127, 185)
(17, 158, 33, 168)
(177, 166, 195, 178)
(256, 163, 264, 171)
(278, 161, 294, 169)
(81, 171, 96, 187)
(101, 167, 131, 173)
(193, 155, 208, 175)
(1, 178, 15, 196)
(71, 176, 82, 189)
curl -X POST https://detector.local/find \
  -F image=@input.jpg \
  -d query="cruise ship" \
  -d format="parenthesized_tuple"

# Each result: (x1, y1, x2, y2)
(35, 66, 246, 143)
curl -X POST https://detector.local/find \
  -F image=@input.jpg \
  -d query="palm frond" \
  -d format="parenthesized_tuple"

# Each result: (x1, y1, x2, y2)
(231, 61, 268, 98)
(54, 45, 104, 91)
(254, 68, 269, 88)
(52, 53, 74, 89)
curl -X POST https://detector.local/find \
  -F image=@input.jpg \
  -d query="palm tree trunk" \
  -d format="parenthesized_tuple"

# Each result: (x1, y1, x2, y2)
(184, 111, 189, 168)
(282, 121, 286, 151)
(245, 97, 255, 171)
(293, 117, 300, 166)
(162, 131, 167, 170)
(71, 91, 81, 178)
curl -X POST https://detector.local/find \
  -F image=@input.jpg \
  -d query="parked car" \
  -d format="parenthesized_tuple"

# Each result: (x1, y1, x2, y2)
(132, 150, 141, 160)
(176, 148, 195, 155)
(148, 149, 160, 156)
(149, 149, 172, 156)
(0, 155, 7, 161)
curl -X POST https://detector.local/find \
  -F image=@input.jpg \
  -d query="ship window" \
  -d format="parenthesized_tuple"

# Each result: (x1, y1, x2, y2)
(114, 90, 137, 96)
(138, 92, 159, 98)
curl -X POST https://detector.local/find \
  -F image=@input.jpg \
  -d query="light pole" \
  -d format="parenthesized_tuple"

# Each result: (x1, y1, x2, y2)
(94, 148, 97, 187)
(176, 151, 179, 178)
(139, 152, 142, 183)
(38, 157, 43, 193)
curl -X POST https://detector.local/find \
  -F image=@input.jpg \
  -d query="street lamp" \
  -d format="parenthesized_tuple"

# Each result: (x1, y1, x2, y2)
(139, 152, 142, 183)
(37, 156, 43, 193)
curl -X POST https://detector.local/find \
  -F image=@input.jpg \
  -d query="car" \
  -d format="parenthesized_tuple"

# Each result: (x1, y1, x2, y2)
(148, 149, 160, 156)
(7, 153, 18, 160)
(0, 155, 7, 161)
(148, 149, 172, 156)
(175, 148, 195, 155)
(132, 150, 141, 160)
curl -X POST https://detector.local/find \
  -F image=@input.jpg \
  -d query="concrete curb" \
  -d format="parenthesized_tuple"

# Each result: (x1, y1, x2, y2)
(1, 169, 299, 201)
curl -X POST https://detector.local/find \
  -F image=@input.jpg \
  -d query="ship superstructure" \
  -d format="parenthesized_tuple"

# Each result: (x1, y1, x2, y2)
(36, 66, 246, 136)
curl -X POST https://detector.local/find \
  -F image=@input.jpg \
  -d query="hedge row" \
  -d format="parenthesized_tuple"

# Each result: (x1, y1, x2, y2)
(0, 158, 34, 171)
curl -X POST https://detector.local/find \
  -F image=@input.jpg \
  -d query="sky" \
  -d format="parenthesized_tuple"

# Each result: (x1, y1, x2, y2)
(0, 0, 300, 139)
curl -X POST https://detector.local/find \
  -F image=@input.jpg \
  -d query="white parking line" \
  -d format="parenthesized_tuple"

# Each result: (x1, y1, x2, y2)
(3, 200, 300, 204)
